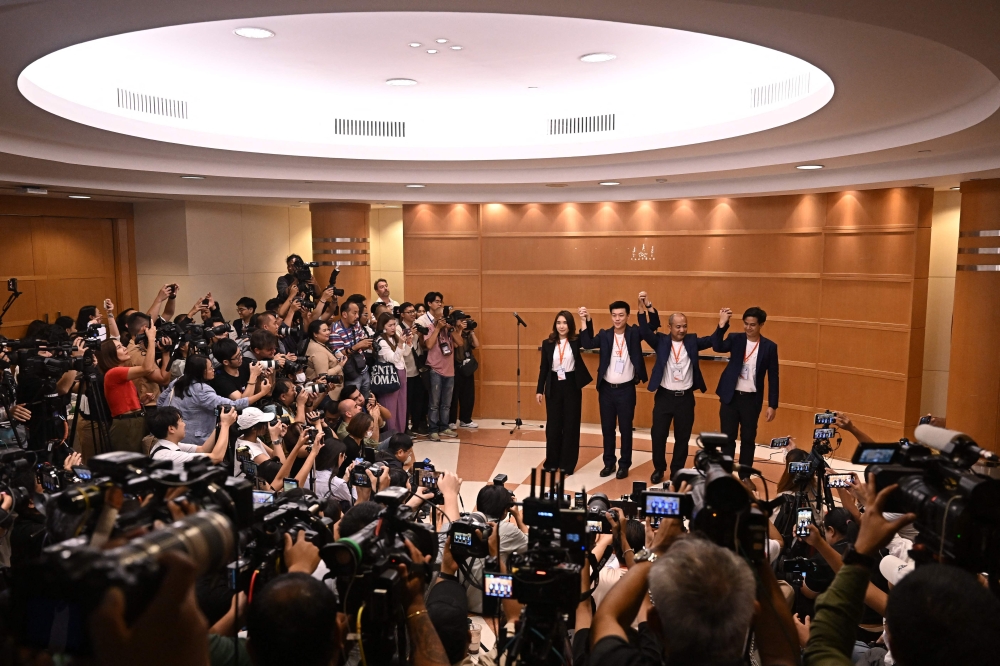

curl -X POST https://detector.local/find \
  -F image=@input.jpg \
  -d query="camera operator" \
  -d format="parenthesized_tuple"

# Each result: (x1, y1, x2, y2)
(210, 339, 264, 401)
(124, 311, 173, 411)
(592, 508, 646, 608)
(96, 324, 159, 453)
(265, 377, 313, 425)
(417, 292, 461, 441)
(449, 313, 478, 431)
(330, 299, 372, 399)
(251, 312, 298, 359)
(589, 521, 801, 666)
(13, 330, 79, 451)
(158, 356, 271, 445)
(461, 484, 529, 613)
(147, 405, 236, 468)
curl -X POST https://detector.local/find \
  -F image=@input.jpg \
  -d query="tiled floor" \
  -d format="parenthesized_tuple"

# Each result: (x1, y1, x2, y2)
(413, 419, 866, 510)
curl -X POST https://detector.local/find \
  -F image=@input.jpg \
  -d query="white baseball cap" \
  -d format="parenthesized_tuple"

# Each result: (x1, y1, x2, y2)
(236, 407, 272, 430)
(879, 554, 915, 586)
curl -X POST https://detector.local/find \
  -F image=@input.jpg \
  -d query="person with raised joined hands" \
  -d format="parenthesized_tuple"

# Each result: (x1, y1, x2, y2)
(712, 306, 780, 479)
(637, 290, 714, 484)
(579, 299, 649, 479)
(536, 310, 593, 476)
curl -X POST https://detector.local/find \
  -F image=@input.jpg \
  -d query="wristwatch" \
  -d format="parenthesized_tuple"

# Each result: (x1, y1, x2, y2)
(633, 549, 659, 564)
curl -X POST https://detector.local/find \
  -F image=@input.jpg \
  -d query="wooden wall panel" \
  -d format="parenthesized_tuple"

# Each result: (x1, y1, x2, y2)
(404, 187, 930, 459)
(310, 203, 371, 302)
(0, 196, 136, 338)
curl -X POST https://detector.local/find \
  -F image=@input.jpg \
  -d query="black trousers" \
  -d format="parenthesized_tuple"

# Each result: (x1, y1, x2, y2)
(407, 375, 428, 432)
(544, 372, 583, 473)
(598, 383, 636, 469)
(650, 387, 696, 475)
(451, 372, 476, 424)
(719, 391, 762, 477)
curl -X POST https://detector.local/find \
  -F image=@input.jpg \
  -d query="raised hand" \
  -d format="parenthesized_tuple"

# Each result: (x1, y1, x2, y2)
(718, 307, 733, 327)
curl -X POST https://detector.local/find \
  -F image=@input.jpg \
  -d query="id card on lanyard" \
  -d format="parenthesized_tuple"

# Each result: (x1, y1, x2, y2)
(741, 341, 759, 380)
(613, 334, 626, 374)
(671, 342, 684, 382)
(556, 340, 568, 380)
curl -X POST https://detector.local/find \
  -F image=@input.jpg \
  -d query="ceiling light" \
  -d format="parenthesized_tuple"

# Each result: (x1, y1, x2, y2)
(580, 53, 616, 63)
(951, 186, 961, 190)
(795, 164, 824, 170)
(233, 27, 274, 39)
(915, 183, 928, 187)
(599, 181, 620, 186)
(450, 45, 462, 50)
(426, 49, 438, 54)
(386, 78, 417, 86)
(68, 195, 91, 199)
(435, 38, 448, 44)
(406, 184, 425, 188)
(408, 42, 422, 48)
(528, 86, 538, 89)
(180, 175, 205, 179)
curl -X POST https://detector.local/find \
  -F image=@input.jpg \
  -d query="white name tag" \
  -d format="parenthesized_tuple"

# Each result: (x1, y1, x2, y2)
(740, 363, 751, 380)
(672, 369, 683, 381)
(614, 358, 625, 374)
(557, 369, 567, 381)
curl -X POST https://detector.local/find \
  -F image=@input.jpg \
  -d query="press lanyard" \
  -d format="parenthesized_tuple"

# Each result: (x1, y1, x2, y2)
(614, 333, 626, 358)
(557, 340, 568, 368)
(744, 341, 759, 363)
(671, 340, 684, 364)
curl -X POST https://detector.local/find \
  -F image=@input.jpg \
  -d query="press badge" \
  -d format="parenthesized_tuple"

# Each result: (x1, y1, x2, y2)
(614, 358, 625, 374)
(557, 369, 567, 381)
(740, 363, 751, 380)
(672, 369, 683, 382)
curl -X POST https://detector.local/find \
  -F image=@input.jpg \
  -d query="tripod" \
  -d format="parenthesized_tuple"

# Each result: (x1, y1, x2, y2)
(501, 312, 543, 435)
(67, 357, 112, 457)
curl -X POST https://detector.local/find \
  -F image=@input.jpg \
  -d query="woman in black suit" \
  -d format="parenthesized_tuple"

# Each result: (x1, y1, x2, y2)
(536, 310, 593, 475)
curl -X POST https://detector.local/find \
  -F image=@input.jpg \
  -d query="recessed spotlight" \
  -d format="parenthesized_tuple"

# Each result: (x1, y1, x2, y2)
(951, 186, 961, 190)
(450, 45, 463, 50)
(426, 49, 438, 54)
(233, 27, 274, 39)
(180, 175, 205, 179)
(795, 164, 824, 170)
(656, 178, 669, 183)
(408, 42, 422, 48)
(580, 53, 616, 63)
(435, 38, 448, 44)
(68, 195, 91, 199)
(406, 184, 425, 188)
(386, 78, 417, 86)
(599, 181, 620, 186)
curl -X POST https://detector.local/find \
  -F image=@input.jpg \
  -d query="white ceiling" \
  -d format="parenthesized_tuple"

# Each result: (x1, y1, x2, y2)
(0, 0, 999, 203)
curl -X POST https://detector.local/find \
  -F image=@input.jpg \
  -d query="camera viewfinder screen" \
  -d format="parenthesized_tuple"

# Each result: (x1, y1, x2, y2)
(587, 520, 602, 533)
(484, 573, 513, 598)
(252, 490, 274, 505)
(858, 448, 895, 464)
(645, 494, 682, 517)
(453, 531, 473, 546)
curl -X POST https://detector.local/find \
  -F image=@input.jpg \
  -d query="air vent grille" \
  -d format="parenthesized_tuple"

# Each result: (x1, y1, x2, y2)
(334, 119, 405, 138)
(548, 113, 615, 135)
(117, 88, 188, 119)
(751, 73, 811, 108)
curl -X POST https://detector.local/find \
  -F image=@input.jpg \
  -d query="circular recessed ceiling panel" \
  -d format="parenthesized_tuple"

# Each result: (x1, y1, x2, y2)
(17, 12, 832, 162)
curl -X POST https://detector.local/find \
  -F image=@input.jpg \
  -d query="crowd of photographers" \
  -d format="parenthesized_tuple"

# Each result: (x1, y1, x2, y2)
(0, 257, 998, 665)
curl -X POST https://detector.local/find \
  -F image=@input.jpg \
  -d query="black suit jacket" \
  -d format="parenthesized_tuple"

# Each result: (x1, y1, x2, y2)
(711, 324, 779, 410)
(638, 312, 713, 393)
(536, 338, 593, 395)
(579, 318, 649, 390)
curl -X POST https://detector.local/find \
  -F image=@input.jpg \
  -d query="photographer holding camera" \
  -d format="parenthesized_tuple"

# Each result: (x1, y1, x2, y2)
(96, 322, 159, 453)
(417, 292, 462, 441)
(148, 404, 236, 467)
(330, 299, 372, 399)
(449, 312, 478, 431)
(124, 311, 173, 411)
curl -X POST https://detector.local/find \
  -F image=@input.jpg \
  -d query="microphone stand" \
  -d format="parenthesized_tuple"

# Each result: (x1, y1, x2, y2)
(501, 312, 543, 435)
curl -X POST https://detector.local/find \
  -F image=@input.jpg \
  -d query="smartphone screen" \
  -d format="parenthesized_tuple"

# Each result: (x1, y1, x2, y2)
(484, 573, 513, 598)
(769, 437, 790, 448)
(252, 490, 275, 505)
(814, 413, 837, 425)
(813, 428, 835, 439)
(789, 461, 811, 473)
(283, 478, 299, 491)
(826, 474, 853, 489)
(795, 509, 812, 538)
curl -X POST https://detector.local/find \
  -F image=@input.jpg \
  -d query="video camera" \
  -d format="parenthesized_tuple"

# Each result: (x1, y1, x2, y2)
(859, 425, 1000, 591)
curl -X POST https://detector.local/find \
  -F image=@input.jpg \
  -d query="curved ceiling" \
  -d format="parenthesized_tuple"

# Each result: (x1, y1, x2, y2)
(0, 0, 999, 203)
(18, 12, 834, 161)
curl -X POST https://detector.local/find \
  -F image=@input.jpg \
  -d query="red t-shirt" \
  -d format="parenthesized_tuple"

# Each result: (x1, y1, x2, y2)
(104, 366, 141, 417)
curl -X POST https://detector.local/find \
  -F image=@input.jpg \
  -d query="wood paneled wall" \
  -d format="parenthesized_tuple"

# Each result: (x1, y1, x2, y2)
(947, 179, 1000, 452)
(310, 203, 371, 302)
(403, 189, 932, 460)
(0, 195, 136, 339)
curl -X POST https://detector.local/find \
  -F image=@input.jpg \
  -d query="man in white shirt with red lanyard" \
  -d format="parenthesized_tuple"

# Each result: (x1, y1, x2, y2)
(712, 306, 780, 479)
(636, 292, 714, 484)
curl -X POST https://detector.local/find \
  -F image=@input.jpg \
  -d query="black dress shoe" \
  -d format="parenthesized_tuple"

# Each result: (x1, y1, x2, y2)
(599, 465, 616, 477)
(616, 465, 630, 479)
(650, 469, 664, 485)
(561, 468, 574, 477)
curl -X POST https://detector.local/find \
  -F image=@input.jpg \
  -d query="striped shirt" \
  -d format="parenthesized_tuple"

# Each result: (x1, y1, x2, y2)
(329, 320, 365, 354)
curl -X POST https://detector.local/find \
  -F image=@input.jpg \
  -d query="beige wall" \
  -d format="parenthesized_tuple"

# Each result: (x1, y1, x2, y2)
(134, 202, 311, 321)
(920, 190, 960, 417)
(369, 206, 404, 303)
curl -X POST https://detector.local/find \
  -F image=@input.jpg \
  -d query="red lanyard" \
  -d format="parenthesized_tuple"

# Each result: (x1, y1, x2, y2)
(744, 341, 759, 363)
(614, 333, 626, 358)
(557, 340, 568, 366)
(671, 340, 683, 364)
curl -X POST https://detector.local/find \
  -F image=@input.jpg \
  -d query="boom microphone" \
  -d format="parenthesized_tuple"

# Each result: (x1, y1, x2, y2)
(914, 424, 998, 466)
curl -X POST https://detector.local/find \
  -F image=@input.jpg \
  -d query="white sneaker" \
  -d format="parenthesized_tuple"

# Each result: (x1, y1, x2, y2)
(460, 420, 479, 429)
(448, 423, 457, 430)
(442, 428, 458, 438)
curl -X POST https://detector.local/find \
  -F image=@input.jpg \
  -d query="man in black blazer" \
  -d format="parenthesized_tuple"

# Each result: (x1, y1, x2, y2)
(712, 306, 779, 479)
(636, 292, 714, 484)
(579, 300, 649, 479)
